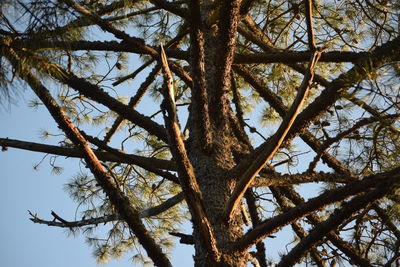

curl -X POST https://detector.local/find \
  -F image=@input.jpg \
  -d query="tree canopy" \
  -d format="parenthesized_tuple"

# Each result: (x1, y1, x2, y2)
(1, 0, 400, 266)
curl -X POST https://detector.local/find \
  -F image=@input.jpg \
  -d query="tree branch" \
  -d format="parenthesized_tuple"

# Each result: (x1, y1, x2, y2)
(250, 171, 351, 187)
(225, 50, 322, 222)
(279, 186, 373, 267)
(304, 0, 316, 51)
(149, 0, 188, 19)
(104, 64, 161, 142)
(188, 0, 213, 150)
(230, 169, 400, 252)
(234, 50, 368, 64)
(3, 42, 172, 267)
(29, 192, 184, 227)
(159, 45, 220, 263)
(80, 132, 179, 183)
(277, 187, 388, 266)
(270, 187, 325, 267)
(169, 232, 195, 245)
(287, 36, 400, 144)
(245, 191, 268, 267)
(308, 114, 399, 172)
(233, 65, 353, 176)
(0, 137, 176, 171)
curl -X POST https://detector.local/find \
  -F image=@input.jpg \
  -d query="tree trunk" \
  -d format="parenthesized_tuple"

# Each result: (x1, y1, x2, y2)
(189, 150, 248, 266)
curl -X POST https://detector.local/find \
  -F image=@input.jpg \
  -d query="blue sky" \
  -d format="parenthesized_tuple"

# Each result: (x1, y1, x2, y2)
(1, 86, 327, 267)
(0, 91, 318, 266)
(0, 92, 194, 266)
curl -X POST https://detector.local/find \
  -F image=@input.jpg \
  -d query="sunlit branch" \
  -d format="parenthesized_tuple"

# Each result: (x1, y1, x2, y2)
(230, 169, 400, 252)
(159, 45, 220, 263)
(3, 42, 172, 267)
(250, 171, 350, 187)
(304, 0, 316, 51)
(104, 64, 162, 142)
(279, 186, 373, 266)
(270, 187, 325, 267)
(29, 192, 184, 227)
(277, 187, 388, 267)
(225, 51, 322, 222)
(0, 137, 175, 171)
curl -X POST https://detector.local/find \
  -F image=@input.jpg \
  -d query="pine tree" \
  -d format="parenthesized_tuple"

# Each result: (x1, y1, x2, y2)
(1, 0, 400, 266)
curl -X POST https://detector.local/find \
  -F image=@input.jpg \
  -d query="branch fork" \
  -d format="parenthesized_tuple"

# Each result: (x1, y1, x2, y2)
(225, 50, 323, 222)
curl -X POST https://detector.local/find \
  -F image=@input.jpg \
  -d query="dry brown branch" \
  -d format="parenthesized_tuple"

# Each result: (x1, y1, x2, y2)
(225, 50, 322, 222)
(159, 45, 220, 263)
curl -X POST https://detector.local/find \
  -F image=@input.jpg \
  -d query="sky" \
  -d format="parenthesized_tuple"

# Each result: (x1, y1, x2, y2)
(0, 19, 324, 267)
(0, 80, 328, 266)
(0, 92, 195, 267)
(0, 92, 320, 267)
(0, 5, 315, 266)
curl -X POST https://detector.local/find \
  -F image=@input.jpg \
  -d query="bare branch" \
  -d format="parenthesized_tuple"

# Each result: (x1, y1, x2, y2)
(188, 0, 213, 150)
(277, 187, 387, 266)
(3, 42, 172, 267)
(230, 169, 399, 252)
(225, 50, 322, 222)
(280, 186, 374, 266)
(304, 0, 316, 51)
(29, 192, 184, 228)
(250, 171, 351, 187)
(159, 45, 220, 263)
(0, 137, 176, 171)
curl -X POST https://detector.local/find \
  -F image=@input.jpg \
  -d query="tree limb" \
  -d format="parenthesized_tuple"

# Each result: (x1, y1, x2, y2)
(233, 65, 353, 176)
(276, 187, 388, 267)
(3, 41, 172, 267)
(225, 50, 322, 222)
(230, 169, 400, 252)
(279, 186, 373, 267)
(0, 137, 176, 171)
(159, 45, 220, 263)
(250, 171, 351, 187)
(304, 0, 316, 51)
(29, 192, 184, 227)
